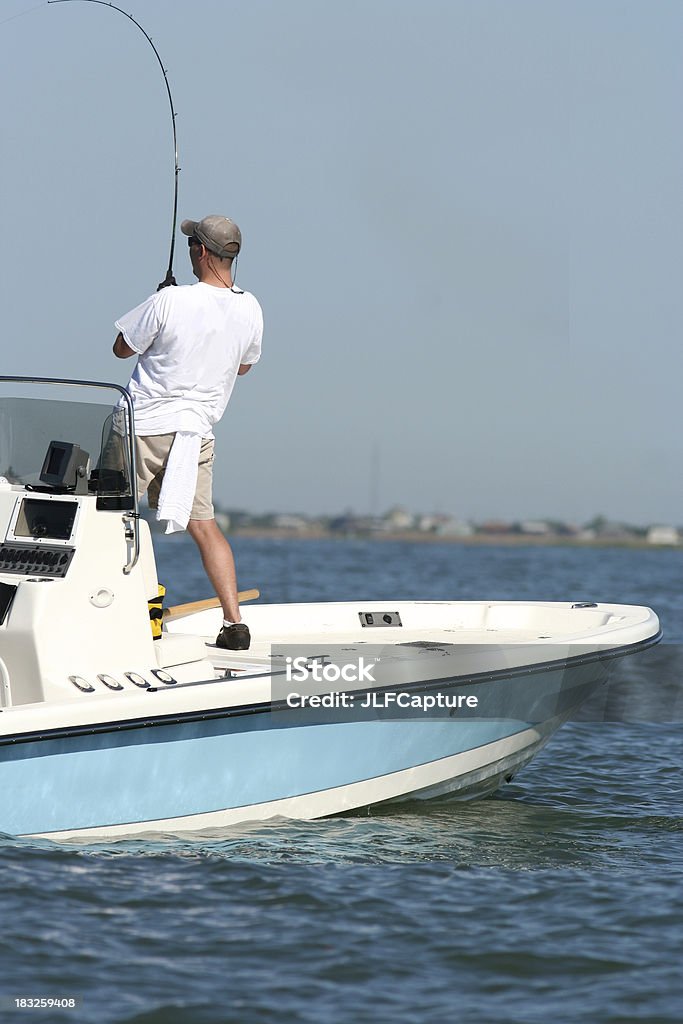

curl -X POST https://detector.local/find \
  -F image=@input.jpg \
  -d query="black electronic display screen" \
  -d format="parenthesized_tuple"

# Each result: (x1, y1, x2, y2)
(40, 441, 77, 486)
(45, 446, 66, 476)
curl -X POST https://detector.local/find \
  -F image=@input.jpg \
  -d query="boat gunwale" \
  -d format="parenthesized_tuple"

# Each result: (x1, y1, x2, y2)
(0, 629, 662, 749)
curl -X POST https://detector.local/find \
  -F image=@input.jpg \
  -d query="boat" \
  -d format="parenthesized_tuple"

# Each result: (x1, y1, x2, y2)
(0, 377, 661, 841)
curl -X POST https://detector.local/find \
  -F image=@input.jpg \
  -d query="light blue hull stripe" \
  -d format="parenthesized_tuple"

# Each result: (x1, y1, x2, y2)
(0, 714, 531, 835)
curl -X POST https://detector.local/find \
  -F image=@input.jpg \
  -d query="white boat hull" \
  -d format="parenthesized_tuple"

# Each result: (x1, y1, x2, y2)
(0, 611, 652, 840)
(0, 378, 663, 841)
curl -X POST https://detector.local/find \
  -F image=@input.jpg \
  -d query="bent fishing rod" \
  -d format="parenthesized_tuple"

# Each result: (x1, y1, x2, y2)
(47, 0, 179, 290)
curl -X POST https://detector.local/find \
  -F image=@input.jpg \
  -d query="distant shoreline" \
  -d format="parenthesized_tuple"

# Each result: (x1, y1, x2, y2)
(228, 527, 678, 549)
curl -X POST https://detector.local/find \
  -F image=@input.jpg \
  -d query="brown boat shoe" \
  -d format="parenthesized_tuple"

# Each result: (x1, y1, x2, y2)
(215, 622, 251, 651)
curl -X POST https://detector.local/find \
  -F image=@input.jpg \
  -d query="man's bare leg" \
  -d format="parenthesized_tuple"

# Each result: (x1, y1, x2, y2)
(186, 518, 241, 622)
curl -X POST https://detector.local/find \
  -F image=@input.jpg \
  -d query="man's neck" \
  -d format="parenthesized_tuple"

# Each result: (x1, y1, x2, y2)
(198, 264, 233, 289)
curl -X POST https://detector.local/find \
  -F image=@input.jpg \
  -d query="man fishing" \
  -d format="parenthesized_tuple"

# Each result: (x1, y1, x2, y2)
(112, 215, 263, 651)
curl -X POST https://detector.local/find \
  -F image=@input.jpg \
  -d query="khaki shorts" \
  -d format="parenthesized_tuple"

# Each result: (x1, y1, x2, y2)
(135, 434, 215, 521)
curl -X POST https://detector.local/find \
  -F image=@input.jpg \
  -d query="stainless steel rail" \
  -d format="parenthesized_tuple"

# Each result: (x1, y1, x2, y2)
(0, 376, 140, 574)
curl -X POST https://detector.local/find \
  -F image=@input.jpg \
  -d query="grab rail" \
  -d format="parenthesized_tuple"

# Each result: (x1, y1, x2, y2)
(0, 376, 140, 574)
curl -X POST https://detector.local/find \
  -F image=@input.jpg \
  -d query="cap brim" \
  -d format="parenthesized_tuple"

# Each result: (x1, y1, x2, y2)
(180, 219, 198, 236)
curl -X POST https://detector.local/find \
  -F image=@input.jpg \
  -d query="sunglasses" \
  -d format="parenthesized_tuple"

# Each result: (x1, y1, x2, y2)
(188, 236, 203, 248)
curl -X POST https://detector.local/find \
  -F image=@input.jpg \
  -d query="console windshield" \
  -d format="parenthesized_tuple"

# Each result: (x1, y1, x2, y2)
(0, 385, 134, 509)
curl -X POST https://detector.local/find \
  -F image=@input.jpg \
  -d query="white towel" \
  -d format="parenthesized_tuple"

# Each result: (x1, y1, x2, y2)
(156, 432, 202, 534)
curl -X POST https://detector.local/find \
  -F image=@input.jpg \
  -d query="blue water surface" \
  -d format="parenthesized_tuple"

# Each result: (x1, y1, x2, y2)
(0, 539, 681, 1023)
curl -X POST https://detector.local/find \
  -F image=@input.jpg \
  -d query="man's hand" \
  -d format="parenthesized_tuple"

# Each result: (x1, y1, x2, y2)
(113, 333, 136, 359)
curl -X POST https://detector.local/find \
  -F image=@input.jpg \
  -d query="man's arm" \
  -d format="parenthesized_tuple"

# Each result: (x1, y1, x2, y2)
(238, 364, 253, 376)
(113, 332, 136, 359)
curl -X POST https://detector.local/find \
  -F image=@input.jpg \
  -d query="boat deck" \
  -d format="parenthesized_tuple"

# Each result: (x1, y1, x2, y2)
(201, 624, 610, 680)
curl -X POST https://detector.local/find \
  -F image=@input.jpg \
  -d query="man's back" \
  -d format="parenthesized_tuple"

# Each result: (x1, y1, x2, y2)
(117, 282, 262, 436)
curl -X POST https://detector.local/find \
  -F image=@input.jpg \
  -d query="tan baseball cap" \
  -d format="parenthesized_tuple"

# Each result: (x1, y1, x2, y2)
(181, 215, 242, 258)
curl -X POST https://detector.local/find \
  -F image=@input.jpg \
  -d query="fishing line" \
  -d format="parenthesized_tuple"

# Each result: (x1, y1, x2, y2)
(47, 0, 180, 290)
(0, 3, 46, 29)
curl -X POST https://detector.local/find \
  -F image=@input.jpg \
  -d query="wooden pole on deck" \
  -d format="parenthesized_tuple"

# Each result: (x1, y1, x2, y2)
(163, 589, 260, 622)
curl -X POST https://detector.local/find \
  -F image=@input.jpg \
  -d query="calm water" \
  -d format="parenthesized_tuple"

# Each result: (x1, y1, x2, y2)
(1, 539, 681, 1023)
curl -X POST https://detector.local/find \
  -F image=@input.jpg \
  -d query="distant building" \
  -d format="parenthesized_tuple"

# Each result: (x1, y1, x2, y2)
(328, 514, 383, 535)
(478, 520, 514, 535)
(590, 520, 634, 541)
(435, 517, 473, 537)
(646, 525, 680, 546)
(272, 514, 309, 532)
(382, 506, 415, 531)
(519, 520, 551, 535)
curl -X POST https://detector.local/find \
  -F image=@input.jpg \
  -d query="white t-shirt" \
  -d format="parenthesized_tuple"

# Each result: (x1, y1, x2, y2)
(115, 282, 263, 436)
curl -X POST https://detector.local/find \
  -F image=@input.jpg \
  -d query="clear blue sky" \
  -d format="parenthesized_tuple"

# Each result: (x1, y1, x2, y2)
(1, 0, 681, 524)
